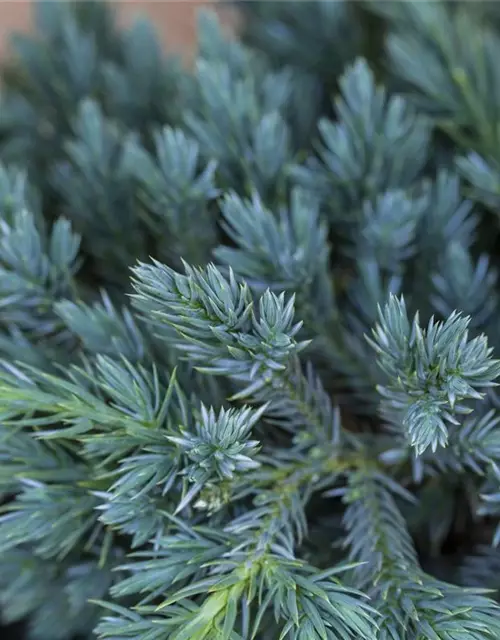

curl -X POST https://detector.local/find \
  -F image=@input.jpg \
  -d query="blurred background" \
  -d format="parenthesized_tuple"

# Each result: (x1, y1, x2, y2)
(0, 1, 236, 61)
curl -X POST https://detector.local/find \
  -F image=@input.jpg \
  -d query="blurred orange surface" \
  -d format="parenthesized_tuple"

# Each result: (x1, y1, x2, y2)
(0, 1, 234, 61)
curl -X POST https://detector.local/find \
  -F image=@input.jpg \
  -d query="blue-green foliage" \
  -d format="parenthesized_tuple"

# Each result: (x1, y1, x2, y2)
(1, 2, 500, 640)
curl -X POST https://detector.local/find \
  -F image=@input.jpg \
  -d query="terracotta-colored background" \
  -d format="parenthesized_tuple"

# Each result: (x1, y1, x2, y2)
(0, 1, 235, 61)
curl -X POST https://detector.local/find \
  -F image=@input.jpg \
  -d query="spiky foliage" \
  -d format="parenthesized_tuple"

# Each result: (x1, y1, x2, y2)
(1, 1, 500, 639)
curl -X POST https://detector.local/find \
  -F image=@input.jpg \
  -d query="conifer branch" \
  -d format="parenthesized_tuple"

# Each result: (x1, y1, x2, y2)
(369, 295, 500, 455)
(1, 2, 500, 638)
(343, 468, 500, 638)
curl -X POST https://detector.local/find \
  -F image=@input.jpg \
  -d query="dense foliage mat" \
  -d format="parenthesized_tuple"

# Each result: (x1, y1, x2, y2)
(1, 1, 500, 638)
